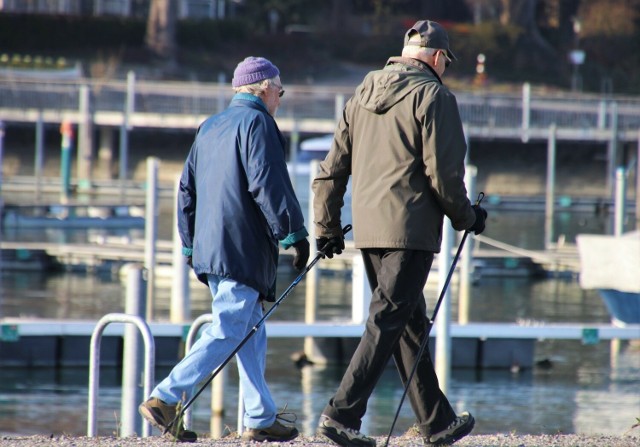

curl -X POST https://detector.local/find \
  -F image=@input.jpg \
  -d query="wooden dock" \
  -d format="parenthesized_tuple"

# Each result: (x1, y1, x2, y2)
(0, 233, 581, 276)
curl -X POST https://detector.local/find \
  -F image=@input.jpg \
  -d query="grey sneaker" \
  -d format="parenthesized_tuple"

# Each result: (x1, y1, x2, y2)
(138, 397, 197, 442)
(241, 413, 300, 442)
(317, 414, 376, 447)
(426, 412, 475, 446)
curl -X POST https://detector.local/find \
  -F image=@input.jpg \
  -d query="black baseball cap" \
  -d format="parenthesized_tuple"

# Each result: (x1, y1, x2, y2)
(404, 20, 457, 61)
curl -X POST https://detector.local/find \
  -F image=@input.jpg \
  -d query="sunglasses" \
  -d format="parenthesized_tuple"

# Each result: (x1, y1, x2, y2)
(273, 84, 285, 98)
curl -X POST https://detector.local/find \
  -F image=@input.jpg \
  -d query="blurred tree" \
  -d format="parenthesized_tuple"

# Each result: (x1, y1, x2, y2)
(499, 0, 559, 71)
(145, 0, 176, 59)
(329, 0, 351, 32)
(240, 0, 319, 33)
(578, 0, 640, 37)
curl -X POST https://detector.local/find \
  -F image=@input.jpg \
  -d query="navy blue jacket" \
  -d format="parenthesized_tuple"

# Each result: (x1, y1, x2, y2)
(177, 94, 307, 298)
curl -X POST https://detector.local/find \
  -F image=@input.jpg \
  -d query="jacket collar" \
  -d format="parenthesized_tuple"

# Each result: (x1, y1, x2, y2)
(231, 92, 269, 112)
(385, 56, 442, 84)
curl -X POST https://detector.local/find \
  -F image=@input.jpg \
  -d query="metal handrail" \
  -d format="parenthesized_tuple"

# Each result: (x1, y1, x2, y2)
(87, 313, 155, 437)
(2, 77, 640, 136)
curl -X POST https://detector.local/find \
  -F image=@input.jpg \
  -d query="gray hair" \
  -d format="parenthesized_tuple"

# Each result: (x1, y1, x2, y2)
(234, 76, 281, 96)
(402, 33, 439, 59)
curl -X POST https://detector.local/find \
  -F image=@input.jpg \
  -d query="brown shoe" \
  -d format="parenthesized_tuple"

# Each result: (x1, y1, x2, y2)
(241, 415, 300, 442)
(138, 397, 197, 442)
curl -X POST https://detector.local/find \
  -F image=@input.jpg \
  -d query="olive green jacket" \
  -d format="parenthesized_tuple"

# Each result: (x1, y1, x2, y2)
(312, 57, 476, 252)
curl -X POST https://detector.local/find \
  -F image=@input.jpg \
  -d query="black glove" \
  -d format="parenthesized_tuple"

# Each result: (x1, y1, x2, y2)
(316, 235, 345, 259)
(292, 238, 310, 271)
(185, 256, 193, 268)
(469, 205, 488, 235)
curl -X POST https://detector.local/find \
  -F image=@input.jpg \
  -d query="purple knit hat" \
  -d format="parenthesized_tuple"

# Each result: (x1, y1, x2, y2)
(232, 56, 280, 87)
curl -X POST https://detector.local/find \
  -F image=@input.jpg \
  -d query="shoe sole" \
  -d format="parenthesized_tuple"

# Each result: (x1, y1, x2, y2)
(317, 426, 375, 447)
(429, 415, 475, 446)
(242, 429, 299, 442)
(138, 405, 166, 432)
(138, 405, 197, 443)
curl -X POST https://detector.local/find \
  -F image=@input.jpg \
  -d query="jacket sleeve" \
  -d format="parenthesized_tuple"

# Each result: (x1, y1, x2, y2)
(312, 100, 352, 239)
(177, 140, 197, 254)
(244, 116, 306, 241)
(421, 87, 476, 231)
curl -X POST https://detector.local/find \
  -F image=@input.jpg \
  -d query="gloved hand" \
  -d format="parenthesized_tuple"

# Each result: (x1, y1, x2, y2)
(469, 205, 488, 235)
(185, 256, 193, 268)
(316, 235, 345, 259)
(292, 238, 310, 271)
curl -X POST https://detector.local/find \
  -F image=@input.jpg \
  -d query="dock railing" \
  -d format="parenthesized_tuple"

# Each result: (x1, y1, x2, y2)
(2, 75, 640, 140)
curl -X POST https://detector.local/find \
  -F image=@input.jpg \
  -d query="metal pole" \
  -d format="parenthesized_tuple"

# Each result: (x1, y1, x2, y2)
(304, 160, 320, 361)
(614, 167, 626, 236)
(119, 122, 128, 199)
(636, 131, 640, 231)
(171, 175, 190, 323)
(59, 120, 74, 204)
(216, 72, 226, 113)
(0, 120, 4, 196)
(0, 121, 4, 259)
(145, 157, 159, 320)
(120, 264, 147, 437)
(521, 82, 531, 142)
(459, 166, 477, 325)
(435, 219, 453, 394)
(607, 102, 619, 197)
(88, 314, 154, 437)
(289, 123, 300, 192)
(34, 114, 44, 203)
(119, 72, 135, 198)
(545, 124, 557, 248)
(77, 85, 92, 191)
(210, 368, 226, 438)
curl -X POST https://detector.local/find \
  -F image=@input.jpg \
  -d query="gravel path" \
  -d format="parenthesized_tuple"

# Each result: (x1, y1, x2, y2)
(1, 434, 638, 447)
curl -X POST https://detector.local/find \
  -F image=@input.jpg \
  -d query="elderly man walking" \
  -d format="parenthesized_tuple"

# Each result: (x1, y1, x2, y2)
(139, 56, 309, 443)
(313, 20, 487, 447)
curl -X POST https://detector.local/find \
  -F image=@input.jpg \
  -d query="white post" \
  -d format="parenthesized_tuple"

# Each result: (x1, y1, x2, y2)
(145, 157, 159, 320)
(77, 84, 92, 190)
(545, 124, 557, 248)
(614, 167, 626, 236)
(459, 166, 477, 324)
(210, 371, 226, 437)
(171, 175, 190, 323)
(351, 255, 371, 323)
(237, 382, 244, 436)
(120, 265, 147, 437)
(636, 131, 640, 231)
(521, 82, 531, 142)
(435, 219, 453, 394)
(304, 160, 320, 360)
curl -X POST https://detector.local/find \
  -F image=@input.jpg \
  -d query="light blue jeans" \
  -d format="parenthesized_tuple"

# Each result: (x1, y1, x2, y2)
(151, 274, 277, 429)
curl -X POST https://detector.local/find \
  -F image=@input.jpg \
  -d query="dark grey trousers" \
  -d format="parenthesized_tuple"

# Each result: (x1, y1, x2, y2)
(322, 248, 456, 436)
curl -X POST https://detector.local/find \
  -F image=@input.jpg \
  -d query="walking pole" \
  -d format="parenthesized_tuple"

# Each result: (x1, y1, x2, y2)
(383, 194, 484, 447)
(165, 224, 352, 434)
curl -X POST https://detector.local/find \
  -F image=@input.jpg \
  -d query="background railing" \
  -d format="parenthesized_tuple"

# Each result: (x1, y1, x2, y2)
(2, 75, 640, 139)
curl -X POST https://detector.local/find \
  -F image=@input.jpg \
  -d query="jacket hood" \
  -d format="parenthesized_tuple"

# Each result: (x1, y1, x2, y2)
(354, 57, 441, 114)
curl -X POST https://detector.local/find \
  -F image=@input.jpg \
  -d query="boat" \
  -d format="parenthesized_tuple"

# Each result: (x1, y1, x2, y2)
(576, 231, 640, 326)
